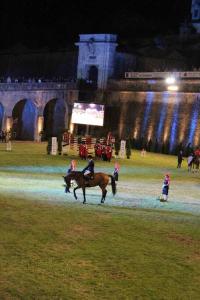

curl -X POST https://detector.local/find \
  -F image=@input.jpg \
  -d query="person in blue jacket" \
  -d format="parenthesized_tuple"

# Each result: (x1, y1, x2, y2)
(161, 174, 170, 201)
(82, 155, 94, 181)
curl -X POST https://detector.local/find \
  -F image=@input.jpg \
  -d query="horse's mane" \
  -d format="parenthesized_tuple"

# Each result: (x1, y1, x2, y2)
(67, 171, 83, 179)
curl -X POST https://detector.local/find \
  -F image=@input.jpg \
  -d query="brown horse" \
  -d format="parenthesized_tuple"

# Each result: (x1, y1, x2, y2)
(63, 171, 116, 204)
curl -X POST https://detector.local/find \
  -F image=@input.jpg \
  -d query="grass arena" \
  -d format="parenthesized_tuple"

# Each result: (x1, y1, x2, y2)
(1, 142, 200, 299)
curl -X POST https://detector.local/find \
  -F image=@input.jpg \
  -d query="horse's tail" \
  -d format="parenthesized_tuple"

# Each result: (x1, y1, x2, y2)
(109, 175, 116, 195)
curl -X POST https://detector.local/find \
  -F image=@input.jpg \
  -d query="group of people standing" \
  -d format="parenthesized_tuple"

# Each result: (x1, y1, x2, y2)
(94, 143, 112, 161)
(79, 142, 113, 162)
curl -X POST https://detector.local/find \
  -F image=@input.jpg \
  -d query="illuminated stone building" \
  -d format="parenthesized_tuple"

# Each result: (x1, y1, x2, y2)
(0, 26, 200, 153)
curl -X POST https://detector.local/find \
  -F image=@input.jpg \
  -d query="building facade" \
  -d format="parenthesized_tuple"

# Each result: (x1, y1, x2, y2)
(0, 28, 200, 152)
(191, 0, 200, 33)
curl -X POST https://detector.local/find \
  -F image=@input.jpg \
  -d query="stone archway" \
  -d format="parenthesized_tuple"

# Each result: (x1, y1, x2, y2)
(88, 65, 98, 88)
(0, 103, 4, 130)
(43, 99, 66, 138)
(12, 99, 37, 140)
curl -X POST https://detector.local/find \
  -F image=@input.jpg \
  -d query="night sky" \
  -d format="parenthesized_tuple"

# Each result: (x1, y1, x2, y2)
(0, 0, 192, 51)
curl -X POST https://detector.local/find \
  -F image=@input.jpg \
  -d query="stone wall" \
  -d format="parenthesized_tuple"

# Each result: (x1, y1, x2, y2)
(82, 88, 200, 152)
(0, 82, 78, 140)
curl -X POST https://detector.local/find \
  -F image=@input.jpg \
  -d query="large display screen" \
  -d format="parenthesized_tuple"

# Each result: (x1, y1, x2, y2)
(71, 103, 104, 126)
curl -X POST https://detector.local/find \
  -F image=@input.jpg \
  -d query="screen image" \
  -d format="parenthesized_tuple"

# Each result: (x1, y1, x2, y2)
(71, 103, 104, 126)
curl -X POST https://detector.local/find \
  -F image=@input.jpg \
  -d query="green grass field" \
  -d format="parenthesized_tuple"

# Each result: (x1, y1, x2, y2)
(0, 142, 200, 299)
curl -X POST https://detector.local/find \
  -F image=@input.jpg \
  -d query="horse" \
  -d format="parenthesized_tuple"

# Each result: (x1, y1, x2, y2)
(63, 171, 116, 204)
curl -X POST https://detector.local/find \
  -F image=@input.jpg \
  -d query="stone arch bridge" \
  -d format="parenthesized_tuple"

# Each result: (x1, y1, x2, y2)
(0, 82, 78, 140)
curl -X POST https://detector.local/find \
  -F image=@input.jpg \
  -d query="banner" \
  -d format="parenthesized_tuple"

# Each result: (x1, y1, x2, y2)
(51, 137, 58, 155)
(120, 140, 126, 158)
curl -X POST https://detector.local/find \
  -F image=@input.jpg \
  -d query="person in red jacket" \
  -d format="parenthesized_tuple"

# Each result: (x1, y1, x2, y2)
(79, 142, 88, 160)
(195, 148, 200, 157)
(101, 145, 107, 161)
(83, 143, 88, 159)
(94, 142, 101, 159)
(106, 144, 112, 162)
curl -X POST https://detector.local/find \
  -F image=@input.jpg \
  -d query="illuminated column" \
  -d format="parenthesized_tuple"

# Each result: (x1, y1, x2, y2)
(69, 122, 74, 134)
(35, 115, 44, 142)
(4, 116, 13, 132)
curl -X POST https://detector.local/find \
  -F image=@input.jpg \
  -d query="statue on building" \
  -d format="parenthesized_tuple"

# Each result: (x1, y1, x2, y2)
(87, 38, 96, 55)
(6, 76, 11, 83)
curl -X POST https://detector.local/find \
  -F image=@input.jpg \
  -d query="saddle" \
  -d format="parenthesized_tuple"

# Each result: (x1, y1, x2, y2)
(84, 173, 94, 182)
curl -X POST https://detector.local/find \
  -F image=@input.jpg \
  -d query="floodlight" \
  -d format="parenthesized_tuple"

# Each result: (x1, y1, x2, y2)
(165, 76, 176, 84)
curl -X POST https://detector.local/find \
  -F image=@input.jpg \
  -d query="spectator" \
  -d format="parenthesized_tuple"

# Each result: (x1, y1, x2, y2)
(177, 150, 184, 168)
(67, 160, 77, 174)
(160, 174, 170, 202)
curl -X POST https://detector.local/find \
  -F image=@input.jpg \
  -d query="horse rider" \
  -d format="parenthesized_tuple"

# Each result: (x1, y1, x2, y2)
(82, 155, 94, 181)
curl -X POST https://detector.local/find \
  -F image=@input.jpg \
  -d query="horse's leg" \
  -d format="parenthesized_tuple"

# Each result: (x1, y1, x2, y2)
(102, 189, 107, 203)
(73, 186, 79, 200)
(100, 187, 104, 203)
(82, 187, 86, 204)
(100, 186, 107, 203)
(65, 186, 70, 193)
